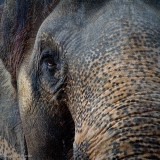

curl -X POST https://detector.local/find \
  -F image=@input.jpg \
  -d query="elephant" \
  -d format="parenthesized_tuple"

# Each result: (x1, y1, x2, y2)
(0, 0, 160, 159)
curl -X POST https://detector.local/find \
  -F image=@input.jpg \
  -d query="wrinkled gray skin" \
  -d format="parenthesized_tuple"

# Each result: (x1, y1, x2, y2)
(0, 0, 160, 159)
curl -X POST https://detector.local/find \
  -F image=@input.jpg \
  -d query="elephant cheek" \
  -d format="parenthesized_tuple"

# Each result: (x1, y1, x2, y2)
(17, 67, 32, 115)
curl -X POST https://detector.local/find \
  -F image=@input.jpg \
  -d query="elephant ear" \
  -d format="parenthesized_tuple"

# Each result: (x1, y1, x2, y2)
(0, 59, 27, 159)
(0, 1, 26, 158)
(0, 0, 59, 88)
(0, 1, 3, 52)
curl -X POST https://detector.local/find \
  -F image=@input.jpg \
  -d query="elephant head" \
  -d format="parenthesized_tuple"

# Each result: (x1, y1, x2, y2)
(0, 0, 160, 159)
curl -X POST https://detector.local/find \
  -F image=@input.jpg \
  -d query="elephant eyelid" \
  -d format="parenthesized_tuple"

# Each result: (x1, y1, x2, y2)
(41, 49, 56, 58)
(40, 49, 60, 63)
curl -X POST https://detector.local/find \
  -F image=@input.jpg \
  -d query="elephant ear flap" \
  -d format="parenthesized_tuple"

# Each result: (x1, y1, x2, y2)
(0, 0, 33, 88)
(0, 1, 4, 57)
(0, 0, 3, 18)
(0, 0, 59, 88)
(0, 1, 4, 55)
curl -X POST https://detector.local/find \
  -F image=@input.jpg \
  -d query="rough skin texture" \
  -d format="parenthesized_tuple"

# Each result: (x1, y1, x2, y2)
(0, 0, 160, 159)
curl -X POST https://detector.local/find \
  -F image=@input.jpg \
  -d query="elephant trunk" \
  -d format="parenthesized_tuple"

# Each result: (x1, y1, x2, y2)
(68, 19, 160, 159)
(74, 94, 160, 159)
(73, 72, 160, 159)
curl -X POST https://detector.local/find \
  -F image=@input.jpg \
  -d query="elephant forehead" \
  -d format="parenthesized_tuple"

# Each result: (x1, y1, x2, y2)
(68, 25, 160, 77)
(37, 0, 160, 49)
(38, 7, 160, 67)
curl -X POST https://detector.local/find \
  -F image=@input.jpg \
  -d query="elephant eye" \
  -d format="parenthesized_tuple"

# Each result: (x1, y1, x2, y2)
(48, 62, 54, 67)
(40, 49, 59, 71)
(45, 58, 57, 70)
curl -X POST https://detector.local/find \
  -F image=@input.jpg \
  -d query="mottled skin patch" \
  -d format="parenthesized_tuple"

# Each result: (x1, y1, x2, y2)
(0, 136, 24, 160)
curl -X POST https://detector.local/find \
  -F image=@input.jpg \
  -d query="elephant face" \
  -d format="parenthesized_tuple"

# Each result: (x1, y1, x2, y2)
(1, 0, 160, 159)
